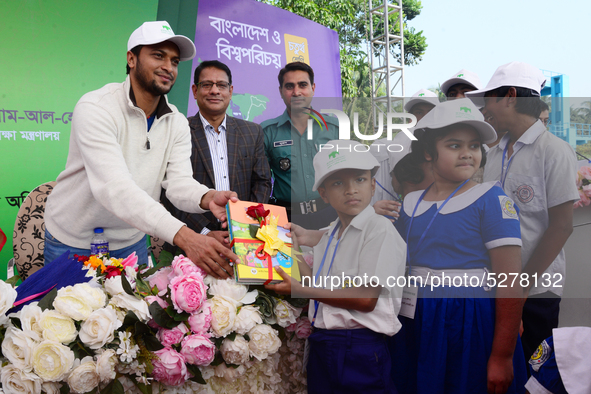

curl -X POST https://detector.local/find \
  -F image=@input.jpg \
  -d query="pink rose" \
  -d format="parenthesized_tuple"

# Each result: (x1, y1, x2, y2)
(157, 323, 189, 347)
(148, 267, 172, 296)
(152, 347, 189, 386)
(303, 253, 314, 268)
(121, 252, 138, 269)
(146, 295, 169, 309)
(285, 322, 297, 332)
(170, 272, 207, 314)
(295, 317, 312, 339)
(180, 334, 216, 366)
(583, 184, 591, 198)
(579, 166, 591, 181)
(170, 255, 207, 279)
(188, 302, 213, 334)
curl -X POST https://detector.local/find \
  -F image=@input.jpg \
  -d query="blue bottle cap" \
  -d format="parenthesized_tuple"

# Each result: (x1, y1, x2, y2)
(94, 228, 104, 234)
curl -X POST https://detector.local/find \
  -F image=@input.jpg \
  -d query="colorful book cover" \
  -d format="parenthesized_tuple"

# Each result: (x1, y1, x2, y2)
(226, 201, 300, 284)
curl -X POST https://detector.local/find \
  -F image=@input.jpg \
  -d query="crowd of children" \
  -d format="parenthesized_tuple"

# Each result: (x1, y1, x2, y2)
(265, 61, 580, 394)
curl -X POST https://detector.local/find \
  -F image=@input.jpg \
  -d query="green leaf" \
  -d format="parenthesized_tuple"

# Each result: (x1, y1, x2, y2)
(9, 317, 22, 330)
(248, 224, 260, 239)
(121, 310, 140, 329)
(5, 274, 21, 287)
(100, 378, 124, 394)
(243, 334, 250, 341)
(134, 277, 152, 295)
(60, 384, 71, 394)
(209, 351, 225, 367)
(135, 382, 152, 394)
(226, 332, 237, 341)
(173, 311, 190, 322)
(134, 321, 150, 337)
(187, 363, 207, 384)
(140, 257, 172, 279)
(143, 334, 164, 351)
(149, 301, 178, 329)
(38, 287, 58, 311)
(120, 274, 135, 297)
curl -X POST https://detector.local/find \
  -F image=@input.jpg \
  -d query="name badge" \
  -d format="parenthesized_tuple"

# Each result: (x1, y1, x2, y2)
(274, 140, 293, 147)
(399, 284, 418, 319)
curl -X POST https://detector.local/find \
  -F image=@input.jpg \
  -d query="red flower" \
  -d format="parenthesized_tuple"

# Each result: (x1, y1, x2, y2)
(104, 265, 122, 279)
(73, 254, 89, 263)
(246, 203, 270, 224)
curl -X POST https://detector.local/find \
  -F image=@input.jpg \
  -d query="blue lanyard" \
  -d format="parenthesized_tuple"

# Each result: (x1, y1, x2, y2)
(501, 143, 515, 189)
(375, 180, 402, 202)
(311, 222, 341, 327)
(405, 179, 470, 269)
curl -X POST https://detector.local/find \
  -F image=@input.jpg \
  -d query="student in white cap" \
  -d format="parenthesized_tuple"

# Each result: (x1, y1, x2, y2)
(390, 98, 527, 394)
(441, 69, 483, 100)
(266, 139, 406, 393)
(525, 326, 591, 394)
(45, 21, 240, 278)
(466, 61, 579, 366)
(404, 88, 440, 122)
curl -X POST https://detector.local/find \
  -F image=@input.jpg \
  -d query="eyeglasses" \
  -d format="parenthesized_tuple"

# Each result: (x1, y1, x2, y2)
(542, 119, 551, 126)
(197, 81, 230, 91)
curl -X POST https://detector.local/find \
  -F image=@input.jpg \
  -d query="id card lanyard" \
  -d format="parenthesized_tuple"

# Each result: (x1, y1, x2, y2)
(406, 179, 470, 270)
(501, 143, 515, 189)
(311, 222, 341, 327)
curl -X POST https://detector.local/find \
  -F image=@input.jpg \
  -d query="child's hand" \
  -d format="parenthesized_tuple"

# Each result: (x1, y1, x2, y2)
(265, 266, 300, 295)
(373, 200, 401, 222)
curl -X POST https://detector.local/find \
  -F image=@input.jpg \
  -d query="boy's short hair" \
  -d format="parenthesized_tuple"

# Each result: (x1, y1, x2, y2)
(312, 140, 380, 191)
(488, 86, 545, 118)
(194, 60, 233, 85)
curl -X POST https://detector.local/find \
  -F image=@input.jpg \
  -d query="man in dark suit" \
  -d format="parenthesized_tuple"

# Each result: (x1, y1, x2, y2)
(163, 60, 271, 247)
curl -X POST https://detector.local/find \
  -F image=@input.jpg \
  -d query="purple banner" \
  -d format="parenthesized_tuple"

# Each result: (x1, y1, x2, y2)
(188, 0, 342, 123)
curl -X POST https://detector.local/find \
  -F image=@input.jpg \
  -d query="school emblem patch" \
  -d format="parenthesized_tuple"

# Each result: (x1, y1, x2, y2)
(498, 196, 518, 219)
(516, 184, 534, 203)
(529, 340, 552, 372)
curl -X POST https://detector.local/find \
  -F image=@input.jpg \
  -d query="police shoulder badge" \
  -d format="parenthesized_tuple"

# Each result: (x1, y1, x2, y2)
(529, 340, 552, 372)
(279, 157, 291, 171)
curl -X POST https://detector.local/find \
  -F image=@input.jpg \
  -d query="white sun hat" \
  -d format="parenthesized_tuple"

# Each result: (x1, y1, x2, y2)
(313, 140, 380, 191)
(465, 62, 546, 107)
(440, 69, 483, 96)
(128, 21, 196, 61)
(404, 89, 440, 112)
(413, 98, 497, 144)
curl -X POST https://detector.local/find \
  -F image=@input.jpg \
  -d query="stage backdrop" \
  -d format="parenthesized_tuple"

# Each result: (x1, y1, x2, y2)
(0, 0, 159, 278)
(187, 0, 342, 122)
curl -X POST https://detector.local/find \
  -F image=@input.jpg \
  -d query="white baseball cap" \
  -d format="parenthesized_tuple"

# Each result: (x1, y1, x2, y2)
(440, 69, 483, 96)
(465, 62, 546, 107)
(414, 98, 497, 144)
(128, 21, 196, 61)
(404, 89, 440, 112)
(313, 140, 380, 191)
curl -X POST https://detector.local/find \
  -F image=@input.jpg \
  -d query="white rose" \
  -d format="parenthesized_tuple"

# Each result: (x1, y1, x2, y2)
(104, 276, 125, 296)
(1, 364, 42, 394)
(213, 363, 246, 382)
(1, 327, 36, 371)
(32, 340, 75, 382)
(41, 382, 62, 394)
(96, 349, 118, 383)
(232, 305, 263, 335)
(210, 296, 238, 337)
(53, 286, 94, 321)
(72, 283, 107, 310)
(67, 357, 100, 394)
(109, 294, 150, 322)
(220, 335, 250, 365)
(79, 307, 122, 349)
(0, 280, 18, 325)
(208, 279, 257, 305)
(124, 266, 137, 280)
(247, 324, 281, 361)
(39, 310, 78, 344)
(273, 300, 301, 328)
(19, 302, 44, 341)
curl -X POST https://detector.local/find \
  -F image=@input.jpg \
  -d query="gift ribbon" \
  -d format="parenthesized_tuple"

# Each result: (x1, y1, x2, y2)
(229, 238, 281, 285)
(13, 284, 57, 307)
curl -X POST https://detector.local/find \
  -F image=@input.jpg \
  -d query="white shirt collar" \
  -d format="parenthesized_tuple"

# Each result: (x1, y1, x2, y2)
(497, 119, 546, 151)
(199, 112, 227, 133)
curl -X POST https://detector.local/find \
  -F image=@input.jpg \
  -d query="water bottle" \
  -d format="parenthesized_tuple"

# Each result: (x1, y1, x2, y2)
(90, 228, 109, 258)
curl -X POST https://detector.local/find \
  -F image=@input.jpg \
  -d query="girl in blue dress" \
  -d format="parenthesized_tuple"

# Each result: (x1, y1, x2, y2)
(391, 99, 527, 394)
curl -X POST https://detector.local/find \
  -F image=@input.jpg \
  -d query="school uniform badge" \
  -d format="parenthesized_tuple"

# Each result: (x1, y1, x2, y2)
(529, 340, 552, 372)
(516, 184, 535, 203)
(498, 196, 518, 219)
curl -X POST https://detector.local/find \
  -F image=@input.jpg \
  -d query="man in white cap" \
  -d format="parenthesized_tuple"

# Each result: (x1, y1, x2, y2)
(45, 21, 239, 278)
(404, 88, 440, 122)
(440, 69, 483, 100)
(466, 61, 579, 364)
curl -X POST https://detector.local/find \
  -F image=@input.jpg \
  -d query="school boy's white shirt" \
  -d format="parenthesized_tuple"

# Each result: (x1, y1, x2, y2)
(309, 204, 406, 336)
(483, 120, 579, 296)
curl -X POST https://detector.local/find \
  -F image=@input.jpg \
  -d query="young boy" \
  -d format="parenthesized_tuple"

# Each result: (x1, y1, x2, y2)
(466, 61, 580, 363)
(267, 140, 406, 393)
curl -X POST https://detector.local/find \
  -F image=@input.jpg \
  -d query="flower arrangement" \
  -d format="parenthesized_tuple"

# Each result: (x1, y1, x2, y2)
(574, 165, 591, 208)
(0, 251, 310, 393)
